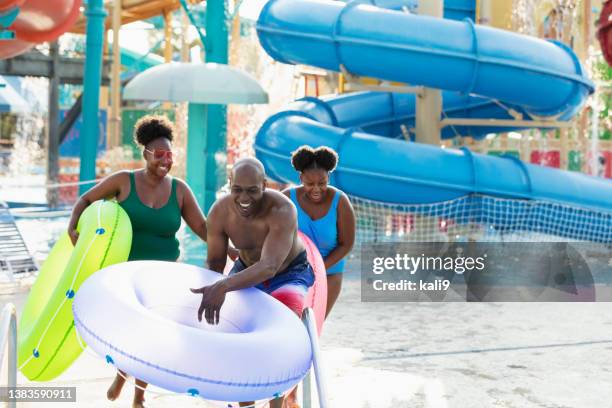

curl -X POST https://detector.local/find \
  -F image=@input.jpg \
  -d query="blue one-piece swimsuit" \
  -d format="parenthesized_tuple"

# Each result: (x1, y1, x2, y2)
(290, 188, 345, 275)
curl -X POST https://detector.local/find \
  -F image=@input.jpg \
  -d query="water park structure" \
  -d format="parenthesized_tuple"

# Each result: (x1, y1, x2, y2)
(0, 0, 612, 406)
(252, 0, 611, 246)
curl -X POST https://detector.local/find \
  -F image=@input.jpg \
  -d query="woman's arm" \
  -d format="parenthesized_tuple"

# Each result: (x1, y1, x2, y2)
(67, 171, 128, 245)
(203, 201, 229, 273)
(323, 193, 355, 270)
(176, 180, 207, 242)
(177, 180, 239, 260)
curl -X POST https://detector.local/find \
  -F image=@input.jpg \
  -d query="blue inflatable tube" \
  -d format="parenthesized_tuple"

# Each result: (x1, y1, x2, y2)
(257, 0, 594, 119)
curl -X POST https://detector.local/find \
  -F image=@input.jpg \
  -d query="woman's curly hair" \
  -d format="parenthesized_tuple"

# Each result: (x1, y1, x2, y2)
(133, 115, 175, 147)
(291, 145, 338, 173)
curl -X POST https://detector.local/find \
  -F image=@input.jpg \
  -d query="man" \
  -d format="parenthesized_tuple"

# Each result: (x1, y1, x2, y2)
(191, 157, 315, 408)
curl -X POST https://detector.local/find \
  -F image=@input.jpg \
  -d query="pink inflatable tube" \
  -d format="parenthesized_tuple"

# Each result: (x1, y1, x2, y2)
(299, 231, 328, 335)
(223, 231, 328, 333)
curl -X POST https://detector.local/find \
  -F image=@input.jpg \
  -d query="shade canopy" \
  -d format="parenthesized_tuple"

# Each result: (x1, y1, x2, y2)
(123, 62, 269, 104)
(0, 76, 28, 113)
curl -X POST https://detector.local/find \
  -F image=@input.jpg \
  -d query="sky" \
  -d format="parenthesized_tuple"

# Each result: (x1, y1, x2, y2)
(239, 0, 268, 20)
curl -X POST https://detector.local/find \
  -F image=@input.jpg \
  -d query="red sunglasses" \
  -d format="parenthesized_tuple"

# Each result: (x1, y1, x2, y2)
(145, 148, 173, 160)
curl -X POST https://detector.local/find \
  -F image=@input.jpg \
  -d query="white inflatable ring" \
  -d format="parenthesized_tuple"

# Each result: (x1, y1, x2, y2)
(73, 261, 312, 402)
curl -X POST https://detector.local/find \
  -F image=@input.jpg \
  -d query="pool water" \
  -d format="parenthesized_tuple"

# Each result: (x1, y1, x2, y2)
(15, 216, 208, 267)
(14, 214, 366, 280)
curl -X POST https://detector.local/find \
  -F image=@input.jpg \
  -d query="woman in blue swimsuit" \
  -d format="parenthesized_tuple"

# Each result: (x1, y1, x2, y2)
(283, 145, 355, 317)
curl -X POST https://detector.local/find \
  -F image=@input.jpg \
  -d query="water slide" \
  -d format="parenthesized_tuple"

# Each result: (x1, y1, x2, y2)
(119, 46, 164, 77)
(254, 0, 612, 218)
(0, 0, 81, 59)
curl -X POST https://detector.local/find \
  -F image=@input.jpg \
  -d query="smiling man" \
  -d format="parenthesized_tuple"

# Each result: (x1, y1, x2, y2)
(190, 157, 314, 407)
(191, 156, 315, 322)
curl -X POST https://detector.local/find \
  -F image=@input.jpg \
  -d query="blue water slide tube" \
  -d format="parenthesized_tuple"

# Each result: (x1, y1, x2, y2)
(256, 103, 612, 241)
(255, 96, 612, 215)
(257, 0, 594, 119)
(254, 0, 612, 219)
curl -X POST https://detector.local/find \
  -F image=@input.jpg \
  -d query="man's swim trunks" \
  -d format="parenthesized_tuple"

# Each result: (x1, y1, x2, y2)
(229, 250, 315, 316)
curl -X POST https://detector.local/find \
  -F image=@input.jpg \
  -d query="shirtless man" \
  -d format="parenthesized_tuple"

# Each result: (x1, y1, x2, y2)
(191, 158, 314, 408)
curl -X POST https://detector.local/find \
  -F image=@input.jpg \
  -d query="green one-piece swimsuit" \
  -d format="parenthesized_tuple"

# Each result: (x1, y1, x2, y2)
(119, 172, 181, 261)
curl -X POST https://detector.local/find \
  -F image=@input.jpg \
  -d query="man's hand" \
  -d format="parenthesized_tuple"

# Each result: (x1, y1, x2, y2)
(190, 280, 228, 325)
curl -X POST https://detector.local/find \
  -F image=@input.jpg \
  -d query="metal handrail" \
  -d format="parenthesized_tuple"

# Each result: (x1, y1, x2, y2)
(0, 303, 17, 408)
(301, 307, 328, 408)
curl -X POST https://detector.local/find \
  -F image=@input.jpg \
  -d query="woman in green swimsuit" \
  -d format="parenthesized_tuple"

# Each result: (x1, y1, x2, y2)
(67, 115, 208, 408)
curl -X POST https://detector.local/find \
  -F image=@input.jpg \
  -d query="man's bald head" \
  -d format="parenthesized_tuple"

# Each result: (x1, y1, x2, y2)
(231, 157, 266, 184)
(229, 158, 267, 217)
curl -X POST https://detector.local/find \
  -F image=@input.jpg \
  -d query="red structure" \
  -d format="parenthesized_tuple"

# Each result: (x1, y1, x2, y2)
(0, 0, 81, 59)
(599, 0, 612, 67)
(530, 151, 561, 168)
(600, 151, 612, 178)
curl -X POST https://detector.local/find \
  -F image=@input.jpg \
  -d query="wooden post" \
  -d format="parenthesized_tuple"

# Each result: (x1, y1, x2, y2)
(412, 0, 442, 241)
(581, 0, 591, 60)
(162, 9, 173, 111)
(500, 133, 508, 151)
(229, 11, 241, 66)
(181, 8, 190, 63)
(478, 0, 492, 25)
(164, 9, 173, 63)
(172, 8, 190, 179)
(519, 132, 529, 163)
(415, 0, 442, 145)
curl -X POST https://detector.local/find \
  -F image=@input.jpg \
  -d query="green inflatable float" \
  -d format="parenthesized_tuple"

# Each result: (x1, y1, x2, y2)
(18, 200, 132, 381)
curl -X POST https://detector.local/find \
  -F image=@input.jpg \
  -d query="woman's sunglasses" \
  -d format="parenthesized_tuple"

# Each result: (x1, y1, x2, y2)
(145, 148, 173, 161)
